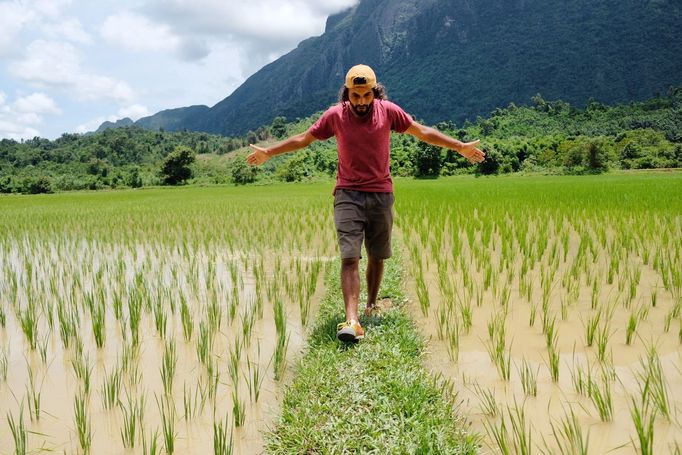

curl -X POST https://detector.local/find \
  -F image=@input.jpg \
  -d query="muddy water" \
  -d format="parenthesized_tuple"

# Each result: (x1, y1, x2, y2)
(402, 227, 682, 454)
(0, 241, 331, 454)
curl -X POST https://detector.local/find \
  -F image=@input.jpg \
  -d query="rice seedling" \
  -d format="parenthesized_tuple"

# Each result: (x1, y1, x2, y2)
(7, 403, 27, 455)
(0, 303, 6, 328)
(595, 320, 613, 364)
(472, 383, 499, 417)
(90, 299, 106, 348)
(156, 393, 176, 454)
(196, 320, 214, 366)
(101, 365, 122, 410)
(458, 299, 473, 334)
(214, 414, 234, 455)
(273, 330, 290, 382)
(629, 393, 656, 455)
(120, 392, 145, 448)
(1, 347, 9, 382)
(664, 309, 674, 333)
(207, 299, 222, 333)
(637, 347, 671, 420)
(153, 300, 167, 338)
(583, 310, 601, 347)
(160, 339, 177, 396)
(244, 350, 267, 403)
(588, 370, 613, 422)
(570, 360, 589, 396)
(71, 352, 93, 395)
(25, 364, 42, 421)
(74, 390, 92, 454)
(232, 386, 246, 428)
(507, 400, 532, 455)
(415, 272, 430, 316)
(528, 302, 537, 327)
(626, 310, 639, 345)
(541, 406, 590, 455)
(547, 339, 560, 383)
(19, 304, 38, 350)
(142, 428, 160, 455)
(180, 295, 193, 341)
(183, 382, 206, 420)
(445, 318, 460, 362)
(484, 414, 511, 455)
(128, 293, 142, 346)
(517, 358, 538, 397)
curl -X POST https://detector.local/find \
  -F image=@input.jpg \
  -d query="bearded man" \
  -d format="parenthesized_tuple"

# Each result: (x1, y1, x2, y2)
(247, 64, 485, 342)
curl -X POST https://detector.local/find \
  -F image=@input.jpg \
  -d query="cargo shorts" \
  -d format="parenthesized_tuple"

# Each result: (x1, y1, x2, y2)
(333, 189, 395, 260)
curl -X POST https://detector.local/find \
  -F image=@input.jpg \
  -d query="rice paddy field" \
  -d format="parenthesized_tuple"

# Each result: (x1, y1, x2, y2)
(1, 172, 681, 454)
(397, 172, 682, 454)
(0, 185, 336, 454)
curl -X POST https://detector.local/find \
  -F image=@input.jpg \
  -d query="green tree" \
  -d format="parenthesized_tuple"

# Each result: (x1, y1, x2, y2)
(161, 146, 195, 185)
(276, 153, 312, 182)
(231, 155, 259, 185)
(271, 116, 288, 139)
(411, 142, 442, 177)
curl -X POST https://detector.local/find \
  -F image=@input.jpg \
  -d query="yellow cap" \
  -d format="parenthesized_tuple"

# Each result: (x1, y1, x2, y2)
(344, 64, 377, 89)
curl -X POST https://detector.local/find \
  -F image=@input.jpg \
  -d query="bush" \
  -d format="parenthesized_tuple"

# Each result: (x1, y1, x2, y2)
(161, 146, 196, 185)
(231, 155, 259, 185)
(276, 153, 313, 182)
(20, 175, 53, 194)
(411, 141, 442, 177)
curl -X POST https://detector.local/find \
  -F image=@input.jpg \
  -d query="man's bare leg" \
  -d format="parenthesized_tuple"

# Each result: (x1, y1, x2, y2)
(365, 256, 384, 316)
(341, 257, 361, 322)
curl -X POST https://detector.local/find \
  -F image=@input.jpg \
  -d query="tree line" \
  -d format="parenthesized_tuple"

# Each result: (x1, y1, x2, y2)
(1, 87, 681, 194)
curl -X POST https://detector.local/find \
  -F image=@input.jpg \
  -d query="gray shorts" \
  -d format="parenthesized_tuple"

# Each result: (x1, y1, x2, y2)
(333, 189, 395, 260)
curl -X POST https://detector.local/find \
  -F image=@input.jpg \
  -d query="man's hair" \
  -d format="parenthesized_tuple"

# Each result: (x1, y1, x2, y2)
(338, 83, 387, 103)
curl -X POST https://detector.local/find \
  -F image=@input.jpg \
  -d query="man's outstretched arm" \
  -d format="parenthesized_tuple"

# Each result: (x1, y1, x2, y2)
(247, 131, 318, 166)
(405, 121, 485, 164)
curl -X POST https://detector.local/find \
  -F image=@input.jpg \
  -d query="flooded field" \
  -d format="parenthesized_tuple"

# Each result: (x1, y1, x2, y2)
(397, 174, 682, 454)
(0, 185, 336, 454)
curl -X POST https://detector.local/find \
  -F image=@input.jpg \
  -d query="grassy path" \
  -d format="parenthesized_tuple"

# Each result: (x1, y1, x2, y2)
(265, 249, 479, 453)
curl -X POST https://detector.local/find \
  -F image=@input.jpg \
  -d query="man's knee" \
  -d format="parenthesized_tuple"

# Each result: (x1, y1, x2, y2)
(367, 255, 385, 266)
(341, 257, 360, 269)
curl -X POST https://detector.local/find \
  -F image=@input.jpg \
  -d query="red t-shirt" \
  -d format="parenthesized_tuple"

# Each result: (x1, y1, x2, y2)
(308, 99, 413, 193)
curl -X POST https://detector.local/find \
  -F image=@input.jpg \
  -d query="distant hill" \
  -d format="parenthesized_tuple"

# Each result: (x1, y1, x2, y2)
(100, 0, 682, 136)
(96, 117, 134, 133)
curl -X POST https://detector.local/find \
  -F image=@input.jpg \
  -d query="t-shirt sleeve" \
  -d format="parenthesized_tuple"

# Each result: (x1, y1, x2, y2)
(387, 102, 414, 133)
(308, 108, 335, 140)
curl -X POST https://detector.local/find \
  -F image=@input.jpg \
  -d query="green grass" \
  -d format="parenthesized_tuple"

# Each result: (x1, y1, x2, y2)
(265, 250, 479, 453)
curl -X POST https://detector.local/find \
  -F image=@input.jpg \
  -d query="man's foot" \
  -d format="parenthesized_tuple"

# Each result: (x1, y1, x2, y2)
(363, 304, 375, 317)
(336, 320, 365, 342)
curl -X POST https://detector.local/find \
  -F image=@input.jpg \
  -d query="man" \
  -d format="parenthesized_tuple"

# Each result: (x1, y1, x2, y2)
(247, 64, 485, 342)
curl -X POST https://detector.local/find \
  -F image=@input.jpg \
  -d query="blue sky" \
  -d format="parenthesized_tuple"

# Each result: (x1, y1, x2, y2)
(0, 0, 357, 140)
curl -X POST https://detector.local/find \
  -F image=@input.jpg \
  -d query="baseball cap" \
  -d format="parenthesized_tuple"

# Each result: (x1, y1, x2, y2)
(345, 64, 377, 89)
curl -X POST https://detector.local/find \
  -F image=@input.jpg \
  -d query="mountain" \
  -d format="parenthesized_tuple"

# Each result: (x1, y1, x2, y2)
(103, 0, 682, 136)
(96, 117, 134, 133)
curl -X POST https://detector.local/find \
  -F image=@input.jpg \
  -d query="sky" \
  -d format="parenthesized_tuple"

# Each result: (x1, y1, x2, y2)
(0, 0, 358, 140)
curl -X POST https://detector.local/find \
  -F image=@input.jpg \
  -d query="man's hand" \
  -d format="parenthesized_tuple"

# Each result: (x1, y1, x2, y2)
(247, 144, 270, 166)
(459, 140, 485, 164)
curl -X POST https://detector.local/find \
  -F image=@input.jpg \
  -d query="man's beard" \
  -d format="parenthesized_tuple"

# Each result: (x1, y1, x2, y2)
(351, 102, 371, 117)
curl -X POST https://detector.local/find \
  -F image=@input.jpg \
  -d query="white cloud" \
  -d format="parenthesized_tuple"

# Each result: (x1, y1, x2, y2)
(117, 104, 149, 120)
(41, 17, 92, 44)
(10, 40, 135, 103)
(0, 3, 36, 54)
(13, 92, 61, 115)
(143, 0, 358, 64)
(0, 91, 61, 140)
(101, 12, 180, 52)
(75, 115, 113, 134)
(74, 104, 149, 134)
